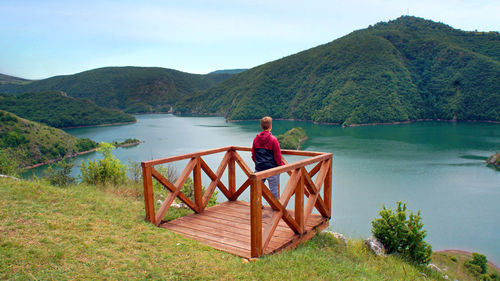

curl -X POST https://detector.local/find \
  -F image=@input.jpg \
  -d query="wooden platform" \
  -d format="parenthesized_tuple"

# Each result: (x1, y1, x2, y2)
(160, 200, 329, 258)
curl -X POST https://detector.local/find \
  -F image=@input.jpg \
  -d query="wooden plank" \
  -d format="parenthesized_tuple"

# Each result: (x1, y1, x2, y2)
(200, 157, 231, 200)
(151, 167, 197, 212)
(193, 157, 203, 212)
(155, 158, 197, 225)
(166, 217, 287, 248)
(267, 219, 329, 255)
(250, 179, 262, 257)
(142, 146, 231, 167)
(228, 150, 236, 200)
(142, 166, 155, 223)
(255, 153, 332, 180)
(202, 151, 230, 210)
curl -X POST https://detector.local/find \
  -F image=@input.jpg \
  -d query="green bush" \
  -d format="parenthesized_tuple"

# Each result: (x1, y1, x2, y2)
(465, 253, 488, 276)
(371, 201, 432, 265)
(79, 143, 127, 186)
(44, 160, 75, 187)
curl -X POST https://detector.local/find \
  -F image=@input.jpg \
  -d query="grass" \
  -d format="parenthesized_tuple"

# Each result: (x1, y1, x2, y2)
(0, 177, 452, 280)
(432, 251, 500, 281)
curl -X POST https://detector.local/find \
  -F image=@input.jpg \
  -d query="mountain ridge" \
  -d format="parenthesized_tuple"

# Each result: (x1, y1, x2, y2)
(175, 16, 500, 126)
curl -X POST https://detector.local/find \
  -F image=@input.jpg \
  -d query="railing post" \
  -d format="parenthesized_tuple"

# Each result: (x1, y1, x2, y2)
(228, 150, 236, 200)
(250, 177, 262, 257)
(295, 169, 305, 234)
(194, 156, 202, 213)
(324, 158, 333, 218)
(142, 164, 155, 224)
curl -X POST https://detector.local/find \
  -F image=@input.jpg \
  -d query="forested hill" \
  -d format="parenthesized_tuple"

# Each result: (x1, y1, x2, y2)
(176, 16, 500, 126)
(0, 67, 234, 113)
(0, 73, 30, 85)
(0, 110, 97, 168)
(0, 91, 136, 128)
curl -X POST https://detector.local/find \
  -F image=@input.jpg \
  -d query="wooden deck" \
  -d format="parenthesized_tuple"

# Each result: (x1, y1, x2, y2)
(142, 146, 333, 258)
(160, 200, 329, 258)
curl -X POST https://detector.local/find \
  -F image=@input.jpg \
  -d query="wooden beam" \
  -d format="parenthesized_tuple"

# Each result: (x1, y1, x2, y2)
(194, 157, 203, 212)
(254, 153, 332, 180)
(151, 168, 197, 212)
(304, 159, 331, 222)
(154, 158, 197, 225)
(230, 178, 251, 201)
(295, 171, 304, 234)
(232, 151, 253, 177)
(200, 157, 231, 200)
(201, 151, 230, 210)
(142, 146, 232, 167)
(228, 150, 236, 200)
(308, 161, 322, 178)
(142, 166, 155, 223)
(250, 179, 262, 257)
(261, 185, 301, 235)
(324, 157, 333, 218)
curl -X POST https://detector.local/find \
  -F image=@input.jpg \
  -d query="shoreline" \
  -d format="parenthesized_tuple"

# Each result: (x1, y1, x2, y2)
(61, 120, 137, 129)
(24, 148, 99, 169)
(23, 141, 142, 169)
(436, 249, 500, 271)
(175, 112, 500, 127)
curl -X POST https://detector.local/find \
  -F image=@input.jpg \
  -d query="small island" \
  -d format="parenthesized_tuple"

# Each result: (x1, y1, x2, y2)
(112, 138, 142, 148)
(487, 153, 500, 170)
(277, 127, 308, 150)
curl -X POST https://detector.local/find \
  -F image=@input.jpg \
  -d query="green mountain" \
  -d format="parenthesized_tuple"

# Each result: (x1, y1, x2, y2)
(0, 110, 97, 168)
(0, 67, 234, 113)
(0, 73, 30, 85)
(0, 91, 136, 128)
(176, 16, 500, 126)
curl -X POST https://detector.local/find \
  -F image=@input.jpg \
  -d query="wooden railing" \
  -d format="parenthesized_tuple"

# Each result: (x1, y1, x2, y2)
(141, 146, 333, 257)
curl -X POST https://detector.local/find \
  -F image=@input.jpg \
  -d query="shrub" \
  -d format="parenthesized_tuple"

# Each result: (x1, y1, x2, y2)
(465, 253, 488, 276)
(79, 143, 127, 186)
(371, 201, 432, 265)
(44, 160, 75, 187)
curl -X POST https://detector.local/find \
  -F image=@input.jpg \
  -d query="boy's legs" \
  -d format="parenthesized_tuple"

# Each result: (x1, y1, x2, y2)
(265, 174, 280, 200)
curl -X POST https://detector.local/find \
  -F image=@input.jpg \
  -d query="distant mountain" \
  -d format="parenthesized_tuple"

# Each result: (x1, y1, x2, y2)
(0, 91, 136, 128)
(0, 110, 98, 168)
(0, 67, 234, 113)
(176, 16, 500, 126)
(0, 73, 30, 85)
(209, 69, 248, 75)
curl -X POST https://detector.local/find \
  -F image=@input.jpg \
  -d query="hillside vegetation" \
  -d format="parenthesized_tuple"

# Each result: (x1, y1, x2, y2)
(0, 67, 234, 113)
(176, 16, 500, 126)
(0, 110, 97, 168)
(277, 127, 308, 150)
(0, 91, 136, 128)
(0, 73, 30, 85)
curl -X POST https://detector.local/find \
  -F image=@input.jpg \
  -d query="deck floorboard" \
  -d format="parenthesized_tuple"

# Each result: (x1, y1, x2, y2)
(160, 201, 328, 258)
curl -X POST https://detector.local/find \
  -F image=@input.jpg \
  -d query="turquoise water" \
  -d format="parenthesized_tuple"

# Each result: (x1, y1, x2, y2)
(32, 114, 500, 263)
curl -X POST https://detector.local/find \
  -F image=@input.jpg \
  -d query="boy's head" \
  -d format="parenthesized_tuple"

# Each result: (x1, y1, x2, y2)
(260, 116, 272, 131)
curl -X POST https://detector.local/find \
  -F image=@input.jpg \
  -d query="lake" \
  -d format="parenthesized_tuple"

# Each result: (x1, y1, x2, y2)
(29, 114, 500, 263)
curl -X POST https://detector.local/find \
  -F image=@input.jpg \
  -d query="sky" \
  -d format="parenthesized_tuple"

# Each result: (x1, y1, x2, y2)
(1, 0, 499, 79)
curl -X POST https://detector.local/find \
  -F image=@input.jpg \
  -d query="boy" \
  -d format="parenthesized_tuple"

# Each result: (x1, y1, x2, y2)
(251, 116, 284, 199)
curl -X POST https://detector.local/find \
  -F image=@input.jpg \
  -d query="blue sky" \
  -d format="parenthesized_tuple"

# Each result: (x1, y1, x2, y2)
(1, 0, 499, 79)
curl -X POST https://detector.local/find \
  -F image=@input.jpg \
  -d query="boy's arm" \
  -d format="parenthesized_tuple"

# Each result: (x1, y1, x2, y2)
(273, 137, 284, 166)
(251, 139, 256, 162)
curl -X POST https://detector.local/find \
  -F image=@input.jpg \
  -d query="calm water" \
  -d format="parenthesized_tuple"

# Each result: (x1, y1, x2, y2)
(30, 114, 500, 263)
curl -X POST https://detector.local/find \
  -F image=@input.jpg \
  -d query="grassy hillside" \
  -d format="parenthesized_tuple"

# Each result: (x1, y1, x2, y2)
(0, 67, 234, 113)
(0, 110, 97, 168)
(176, 16, 500, 126)
(0, 91, 136, 128)
(0, 177, 448, 280)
